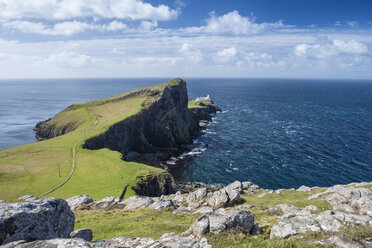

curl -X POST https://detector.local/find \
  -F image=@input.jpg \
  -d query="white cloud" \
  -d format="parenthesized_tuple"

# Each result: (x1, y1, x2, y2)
(188, 11, 287, 35)
(105, 20, 127, 31)
(0, 0, 178, 21)
(294, 39, 368, 58)
(245, 52, 276, 67)
(333, 40, 368, 54)
(47, 51, 106, 67)
(131, 56, 181, 66)
(3, 20, 128, 35)
(215, 47, 238, 62)
(140, 20, 158, 31)
(178, 43, 202, 63)
(0, 27, 371, 79)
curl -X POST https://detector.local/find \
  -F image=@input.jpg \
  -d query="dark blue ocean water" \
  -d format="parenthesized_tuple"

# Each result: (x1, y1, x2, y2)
(1, 78, 371, 189)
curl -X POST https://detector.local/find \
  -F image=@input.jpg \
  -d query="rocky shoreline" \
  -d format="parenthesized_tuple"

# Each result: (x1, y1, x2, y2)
(1, 181, 371, 247)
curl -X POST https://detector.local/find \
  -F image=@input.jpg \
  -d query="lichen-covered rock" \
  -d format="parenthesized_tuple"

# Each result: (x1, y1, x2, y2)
(149, 199, 174, 210)
(208, 189, 229, 208)
(225, 189, 241, 206)
(270, 215, 321, 238)
(241, 181, 253, 190)
(333, 212, 372, 227)
(0, 198, 74, 245)
(325, 193, 348, 206)
(66, 195, 94, 210)
(2, 238, 91, 248)
(296, 185, 312, 192)
(87, 197, 122, 210)
(187, 215, 210, 238)
(186, 188, 207, 204)
(70, 228, 93, 241)
(159, 232, 212, 248)
(122, 196, 154, 210)
(225, 181, 243, 193)
(208, 209, 254, 234)
(314, 235, 365, 248)
(194, 206, 214, 215)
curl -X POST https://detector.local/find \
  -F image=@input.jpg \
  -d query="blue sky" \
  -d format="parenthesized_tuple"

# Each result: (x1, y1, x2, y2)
(0, 0, 372, 79)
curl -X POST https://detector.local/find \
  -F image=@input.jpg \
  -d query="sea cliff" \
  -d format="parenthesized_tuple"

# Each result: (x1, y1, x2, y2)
(32, 78, 221, 197)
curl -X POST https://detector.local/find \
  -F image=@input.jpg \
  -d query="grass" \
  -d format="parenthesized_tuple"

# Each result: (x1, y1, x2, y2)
(0, 80, 182, 202)
(74, 209, 198, 241)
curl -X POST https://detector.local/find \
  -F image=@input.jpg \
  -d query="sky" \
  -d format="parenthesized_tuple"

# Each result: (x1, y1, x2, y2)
(0, 0, 372, 79)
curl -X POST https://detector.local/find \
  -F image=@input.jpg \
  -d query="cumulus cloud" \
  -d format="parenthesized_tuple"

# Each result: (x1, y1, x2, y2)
(47, 51, 106, 67)
(294, 40, 368, 58)
(215, 47, 238, 62)
(187, 11, 288, 35)
(0, 0, 178, 21)
(3, 20, 127, 35)
(178, 43, 202, 63)
(140, 20, 158, 31)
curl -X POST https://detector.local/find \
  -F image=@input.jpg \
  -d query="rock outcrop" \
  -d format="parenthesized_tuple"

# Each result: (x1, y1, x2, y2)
(0, 198, 74, 245)
(66, 195, 94, 210)
(132, 172, 178, 197)
(187, 208, 255, 237)
(270, 183, 372, 239)
(3, 234, 213, 248)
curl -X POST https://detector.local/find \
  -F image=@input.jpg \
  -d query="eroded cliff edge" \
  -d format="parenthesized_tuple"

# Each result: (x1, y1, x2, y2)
(33, 79, 221, 196)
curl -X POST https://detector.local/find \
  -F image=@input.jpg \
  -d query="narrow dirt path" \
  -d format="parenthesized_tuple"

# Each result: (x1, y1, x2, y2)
(38, 106, 98, 198)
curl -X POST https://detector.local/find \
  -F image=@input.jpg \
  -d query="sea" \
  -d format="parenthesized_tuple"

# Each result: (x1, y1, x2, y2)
(1, 78, 371, 189)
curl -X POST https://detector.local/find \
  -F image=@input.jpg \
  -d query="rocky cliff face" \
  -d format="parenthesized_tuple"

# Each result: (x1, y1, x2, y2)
(83, 79, 200, 157)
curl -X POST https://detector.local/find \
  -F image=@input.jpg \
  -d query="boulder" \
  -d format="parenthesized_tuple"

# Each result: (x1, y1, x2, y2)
(188, 209, 254, 236)
(351, 197, 372, 214)
(187, 215, 210, 238)
(194, 206, 214, 215)
(208, 209, 254, 234)
(122, 196, 154, 210)
(314, 214, 343, 232)
(314, 235, 364, 248)
(333, 212, 372, 227)
(296, 185, 312, 192)
(225, 181, 243, 193)
(159, 232, 212, 248)
(225, 189, 241, 206)
(2, 238, 91, 248)
(207, 189, 229, 208)
(325, 193, 347, 206)
(94, 237, 159, 247)
(0, 198, 74, 245)
(149, 199, 174, 210)
(242, 181, 253, 190)
(66, 195, 94, 210)
(88, 197, 122, 210)
(270, 214, 320, 238)
(70, 228, 93, 241)
(304, 205, 319, 213)
(186, 188, 207, 204)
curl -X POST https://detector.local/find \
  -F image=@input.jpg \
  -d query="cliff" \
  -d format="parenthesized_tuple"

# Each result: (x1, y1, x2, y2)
(83, 79, 200, 157)
(28, 78, 221, 197)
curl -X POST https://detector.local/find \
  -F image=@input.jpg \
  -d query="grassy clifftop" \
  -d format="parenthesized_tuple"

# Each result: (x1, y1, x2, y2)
(0, 79, 188, 202)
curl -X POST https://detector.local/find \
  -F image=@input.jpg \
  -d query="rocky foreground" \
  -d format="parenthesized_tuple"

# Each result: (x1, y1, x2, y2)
(1, 181, 371, 247)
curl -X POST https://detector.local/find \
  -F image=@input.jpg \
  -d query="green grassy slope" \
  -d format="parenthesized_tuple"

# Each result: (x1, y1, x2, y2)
(0, 79, 187, 202)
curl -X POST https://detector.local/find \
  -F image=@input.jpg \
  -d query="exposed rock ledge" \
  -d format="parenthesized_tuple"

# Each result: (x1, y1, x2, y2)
(3, 181, 372, 247)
